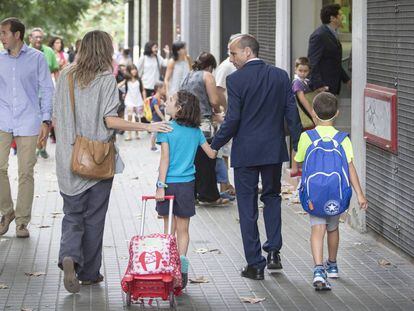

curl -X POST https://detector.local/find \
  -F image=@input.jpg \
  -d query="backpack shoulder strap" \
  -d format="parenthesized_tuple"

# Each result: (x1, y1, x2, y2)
(333, 131, 349, 145)
(306, 129, 321, 143)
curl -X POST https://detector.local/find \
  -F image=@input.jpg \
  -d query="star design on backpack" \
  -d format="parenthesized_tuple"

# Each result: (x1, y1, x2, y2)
(324, 200, 340, 215)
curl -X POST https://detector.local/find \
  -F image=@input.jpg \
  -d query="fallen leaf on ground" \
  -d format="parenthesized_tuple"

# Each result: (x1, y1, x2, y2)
(240, 297, 266, 304)
(209, 249, 221, 254)
(195, 248, 209, 254)
(378, 259, 391, 267)
(0, 283, 8, 289)
(25, 272, 45, 277)
(21, 308, 33, 311)
(37, 225, 51, 228)
(294, 211, 307, 215)
(195, 248, 221, 254)
(189, 276, 209, 284)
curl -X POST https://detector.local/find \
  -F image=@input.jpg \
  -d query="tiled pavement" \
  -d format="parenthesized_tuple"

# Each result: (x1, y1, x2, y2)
(1, 134, 414, 311)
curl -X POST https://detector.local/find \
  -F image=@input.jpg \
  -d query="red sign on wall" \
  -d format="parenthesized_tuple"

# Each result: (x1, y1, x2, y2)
(364, 84, 398, 154)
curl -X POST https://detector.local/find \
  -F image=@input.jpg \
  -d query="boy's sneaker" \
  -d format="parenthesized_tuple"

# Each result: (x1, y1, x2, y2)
(180, 255, 189, 289)
(313, 267, 331, 291)
(325, 260, 339, 278)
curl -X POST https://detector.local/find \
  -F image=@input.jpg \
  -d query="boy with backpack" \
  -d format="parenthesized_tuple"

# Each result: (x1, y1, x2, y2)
(293, 92, 368, 291)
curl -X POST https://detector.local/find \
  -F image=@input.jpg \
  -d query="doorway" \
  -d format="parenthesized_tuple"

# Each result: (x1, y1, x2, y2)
(291, 0, 352, 134)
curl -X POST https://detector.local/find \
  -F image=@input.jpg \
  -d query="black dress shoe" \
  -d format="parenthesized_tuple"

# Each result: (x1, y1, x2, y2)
(241, 265, 264, 280)
(267, 251, 283, 270)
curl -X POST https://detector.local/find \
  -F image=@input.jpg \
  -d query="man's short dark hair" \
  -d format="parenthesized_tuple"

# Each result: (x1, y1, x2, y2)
(236, 34, 260, 57)
(320, 4, 341, 24)
(313, 92, 338, 120)
(0, 17, 25, 41)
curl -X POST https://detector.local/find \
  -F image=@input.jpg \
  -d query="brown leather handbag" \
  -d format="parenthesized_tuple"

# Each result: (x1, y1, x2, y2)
(68, 73, 115, 180)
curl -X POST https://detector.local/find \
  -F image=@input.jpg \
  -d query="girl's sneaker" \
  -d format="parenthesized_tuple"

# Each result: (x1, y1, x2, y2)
(313, 267, 331, 291)
(325, 260, 339, 278)
(180, 255, 189, 289)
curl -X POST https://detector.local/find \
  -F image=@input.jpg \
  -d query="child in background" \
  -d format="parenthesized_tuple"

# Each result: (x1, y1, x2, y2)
(155, 90, 217, 288)
(292, 92, 368, 290)
(290, 57, 319, 177)
(150, 82, 167, 151)
(119, 64, 145, 140)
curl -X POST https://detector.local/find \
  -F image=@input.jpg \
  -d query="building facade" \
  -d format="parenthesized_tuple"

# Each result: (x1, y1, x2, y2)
(126, 0, 414, 257)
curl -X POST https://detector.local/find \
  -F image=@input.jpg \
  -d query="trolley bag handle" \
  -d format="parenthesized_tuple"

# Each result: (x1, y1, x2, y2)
(140, 195, 175, 236)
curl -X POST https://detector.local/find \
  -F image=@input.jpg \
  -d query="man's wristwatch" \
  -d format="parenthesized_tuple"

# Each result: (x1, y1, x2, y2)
(43, 120, 52, 126)
(156, 181, 168, 189)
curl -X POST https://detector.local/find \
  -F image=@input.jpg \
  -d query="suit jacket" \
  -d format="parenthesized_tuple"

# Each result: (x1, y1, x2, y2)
(307, 24, 350, 95)
(211, 59, 302, 168)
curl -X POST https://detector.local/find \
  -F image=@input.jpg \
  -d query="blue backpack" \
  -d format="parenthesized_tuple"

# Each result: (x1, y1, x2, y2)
(299, 129, 352, 217)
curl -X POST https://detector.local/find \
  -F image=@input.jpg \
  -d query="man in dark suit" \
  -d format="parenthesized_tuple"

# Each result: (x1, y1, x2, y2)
(211, 35, 302, 280)
(308, 3, 350, 95)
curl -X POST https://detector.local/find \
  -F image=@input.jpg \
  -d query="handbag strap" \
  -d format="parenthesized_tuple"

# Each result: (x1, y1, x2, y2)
(68, 72, 76, 128)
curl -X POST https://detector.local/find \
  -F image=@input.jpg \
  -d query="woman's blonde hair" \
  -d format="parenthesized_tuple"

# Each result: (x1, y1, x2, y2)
(69, 30, 114, 88)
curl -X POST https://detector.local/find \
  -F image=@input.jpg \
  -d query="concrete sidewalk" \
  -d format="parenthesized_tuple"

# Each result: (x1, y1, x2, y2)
(0, 134, 413, 311)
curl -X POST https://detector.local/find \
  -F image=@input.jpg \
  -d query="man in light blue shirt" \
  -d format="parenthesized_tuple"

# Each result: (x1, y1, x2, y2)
(0, 17, 54, 238)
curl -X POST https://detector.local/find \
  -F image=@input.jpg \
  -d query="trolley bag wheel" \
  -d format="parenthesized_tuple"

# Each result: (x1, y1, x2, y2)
(169, 291, 176, 309)
(126, 291, 132, 307)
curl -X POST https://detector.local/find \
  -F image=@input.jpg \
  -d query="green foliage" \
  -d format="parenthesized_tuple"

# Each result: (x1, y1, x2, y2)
(0, 0, 123, 45)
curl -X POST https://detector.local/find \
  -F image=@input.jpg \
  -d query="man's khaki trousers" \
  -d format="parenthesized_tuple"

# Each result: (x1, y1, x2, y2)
(0, 131, 37, 226)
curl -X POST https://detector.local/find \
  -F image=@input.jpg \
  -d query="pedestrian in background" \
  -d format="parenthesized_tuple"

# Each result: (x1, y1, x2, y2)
(150, 81, 167, 151)
(118, 64, 146, 140)
(164, 41, 191, 97)
(49, 36, 68, 72)
(180, 52, 228, 206)
(211, 35, 302, 280)
(136, 40, 170, 97)
(29, 27, 59, 159)
(0, 17, 54, 239)
(53, 30, 172, 294)
(308, 3, 350, 95)
(214, 34, 243, 198)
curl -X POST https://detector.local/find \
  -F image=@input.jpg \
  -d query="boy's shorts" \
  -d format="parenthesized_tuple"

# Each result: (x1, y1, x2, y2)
(309, 214, 341, 232)
(156, 181, 195, 218)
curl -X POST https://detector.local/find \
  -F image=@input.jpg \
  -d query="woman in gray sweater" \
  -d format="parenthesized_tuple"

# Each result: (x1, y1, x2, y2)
(53, 30, 171, 294)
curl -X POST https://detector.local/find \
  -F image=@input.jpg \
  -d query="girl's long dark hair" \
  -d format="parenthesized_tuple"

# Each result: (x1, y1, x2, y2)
(175, 90, 201, 128)
(125, 64, 144, 96)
